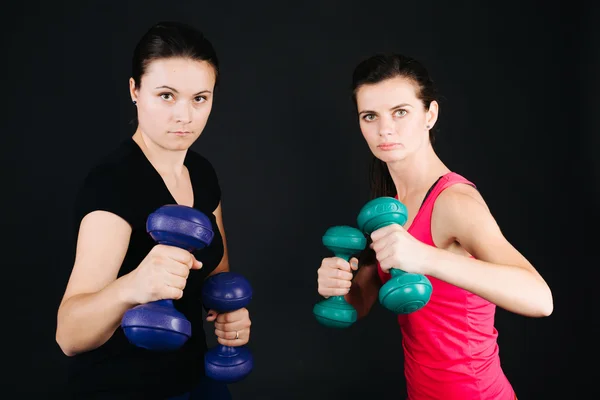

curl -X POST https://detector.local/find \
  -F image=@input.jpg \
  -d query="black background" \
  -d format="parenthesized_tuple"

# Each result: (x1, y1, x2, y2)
(3, 1, 597, 398)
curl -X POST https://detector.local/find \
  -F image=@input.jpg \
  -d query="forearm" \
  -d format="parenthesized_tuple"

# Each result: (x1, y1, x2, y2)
(344, 265, 380, 319)
(56, 274, 137, 356)
(344, 282, 369, 320)
(425, 247, 553, 317)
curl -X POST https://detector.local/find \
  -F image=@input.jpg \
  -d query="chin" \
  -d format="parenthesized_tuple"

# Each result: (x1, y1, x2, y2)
(374, 150, 408, 164)
(167, 134, 199, 148)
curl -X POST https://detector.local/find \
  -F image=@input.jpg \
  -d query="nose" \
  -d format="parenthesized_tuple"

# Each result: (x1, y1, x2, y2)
(378, 115, 394, 137)
(174, 100, 193, 125)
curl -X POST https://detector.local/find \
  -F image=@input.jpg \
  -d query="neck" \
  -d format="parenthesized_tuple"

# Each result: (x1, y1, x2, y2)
(387, 142, 450, 201)
(132, 129, 187, 177)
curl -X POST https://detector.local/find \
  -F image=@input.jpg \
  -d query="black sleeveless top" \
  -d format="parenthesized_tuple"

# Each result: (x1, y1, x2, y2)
(65, 139, 224, 399)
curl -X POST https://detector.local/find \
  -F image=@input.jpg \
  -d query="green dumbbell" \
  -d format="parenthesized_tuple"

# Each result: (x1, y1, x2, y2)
(313, 226, 367, 328)
(357, 197, 432, 314)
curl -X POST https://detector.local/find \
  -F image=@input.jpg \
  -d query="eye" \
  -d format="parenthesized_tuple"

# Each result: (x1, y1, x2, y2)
(362, 114, 376, 122)
(160, 93, 173, 101)
(194, 96, 207, 103)
(394, 109, 407, 117)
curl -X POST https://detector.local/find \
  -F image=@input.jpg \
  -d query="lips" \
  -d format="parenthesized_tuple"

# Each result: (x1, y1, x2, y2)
(378, 143, 401, 150)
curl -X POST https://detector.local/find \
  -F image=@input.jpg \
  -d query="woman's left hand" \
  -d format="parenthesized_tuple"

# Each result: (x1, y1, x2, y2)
(370, 224, 435, 275)
(206, 307, 251, 346)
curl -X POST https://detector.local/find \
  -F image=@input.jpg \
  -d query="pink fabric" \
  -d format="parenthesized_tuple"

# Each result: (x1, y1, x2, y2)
(376, 172, 515, 399)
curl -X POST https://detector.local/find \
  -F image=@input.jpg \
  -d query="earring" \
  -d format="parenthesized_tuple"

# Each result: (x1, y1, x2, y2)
(132, 100, 137, 105)
(426, 125, 430, 129)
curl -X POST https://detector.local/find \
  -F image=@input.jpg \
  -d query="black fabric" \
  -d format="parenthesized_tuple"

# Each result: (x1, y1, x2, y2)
(419, 174, 477, 208)
(420, 176, 444, 208)
(65, 138, 224, 399)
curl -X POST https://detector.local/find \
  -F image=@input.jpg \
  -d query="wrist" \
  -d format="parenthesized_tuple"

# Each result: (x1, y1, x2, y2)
(115, 273, 140, 307)
(421, 246, 442, 276)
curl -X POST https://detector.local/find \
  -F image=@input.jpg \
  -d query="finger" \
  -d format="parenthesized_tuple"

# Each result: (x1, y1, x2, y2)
(215, 329, 249, 346)
(191, 255, 203, 270)
(163, 286, 183, 300)
(206, 310, 219, 322)
(214, 318, 251, 332)
(371, 234, 394, 253)
(377, 242, 401, 271)
(349, 257, 359, 271)
(379, 260, 393, 273)
(371, 239, 383, 253)
(318, 277, 352, 292)
(166, 262, 190, 278)
(370, 228, 384, 241)
(379, 254, 396, 273)
(322, 257, 351, 272)
(334, 268, 354, 281)
(329, 277, 352, 289)
(216, 308, 248, 324)
(319, 266, 353, 281)
(318, 275, 353, 289)
(333, 258, 352, 272)
(165, 274, 187, 290)
(370, 224, 398, 241)
(214, 328, 241, 340)
(374, 245, 394, 264)
(161, 245, 196, 266)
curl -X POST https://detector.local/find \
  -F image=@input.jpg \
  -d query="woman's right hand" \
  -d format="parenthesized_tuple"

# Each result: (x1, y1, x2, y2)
(317, 256, 358, 297)
(125, 244, 203, 305)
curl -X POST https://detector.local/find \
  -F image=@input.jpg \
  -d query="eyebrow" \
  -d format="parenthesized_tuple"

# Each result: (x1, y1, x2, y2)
(154, 85, 212, 95)
(358, 103, 413, 116)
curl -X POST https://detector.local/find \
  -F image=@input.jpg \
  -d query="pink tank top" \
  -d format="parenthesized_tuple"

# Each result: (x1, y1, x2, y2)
(376, 172, 515, 400)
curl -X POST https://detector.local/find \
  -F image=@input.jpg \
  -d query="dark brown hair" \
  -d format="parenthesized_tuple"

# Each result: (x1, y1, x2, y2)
(132, 21, 219, 89)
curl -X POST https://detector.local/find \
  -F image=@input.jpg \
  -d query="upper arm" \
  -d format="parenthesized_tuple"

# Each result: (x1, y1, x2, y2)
(208, 202, 229, 276)
(60, 166, 136, 306)
(60, 211, 132, 306)
(192, 155, 228, 277)
(433, 185, 543, 278)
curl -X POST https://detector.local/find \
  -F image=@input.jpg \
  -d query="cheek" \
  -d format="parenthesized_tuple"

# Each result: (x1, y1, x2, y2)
(397, 117, 423, 139)
(140, 100, 169, 123)
(192, 103, 213, 127)
(359, 121, 379, 144)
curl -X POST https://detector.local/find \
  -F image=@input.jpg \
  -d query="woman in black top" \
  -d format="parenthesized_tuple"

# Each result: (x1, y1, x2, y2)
(56, 21, 251, 399)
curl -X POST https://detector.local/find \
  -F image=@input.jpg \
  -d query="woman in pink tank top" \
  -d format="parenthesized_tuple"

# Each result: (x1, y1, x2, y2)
(316, 54, 553, 399)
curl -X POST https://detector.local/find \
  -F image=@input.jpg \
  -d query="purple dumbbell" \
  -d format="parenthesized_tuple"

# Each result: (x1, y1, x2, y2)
(121, 205, 214, 351)
(202, 272, 253, 383)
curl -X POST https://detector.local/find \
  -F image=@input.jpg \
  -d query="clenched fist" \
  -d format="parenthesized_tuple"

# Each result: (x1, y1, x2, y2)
(124, 244, 202, 305)
(206, 308, 251, 346)
(317, 257, 358, 297)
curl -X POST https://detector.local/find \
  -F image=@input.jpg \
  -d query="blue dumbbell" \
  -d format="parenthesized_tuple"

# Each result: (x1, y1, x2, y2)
(121, 205, 214, 351)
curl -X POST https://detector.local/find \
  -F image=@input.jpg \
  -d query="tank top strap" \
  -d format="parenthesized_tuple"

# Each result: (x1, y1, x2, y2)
(426, 172, 476, 205)
(408, 172, 476, 239)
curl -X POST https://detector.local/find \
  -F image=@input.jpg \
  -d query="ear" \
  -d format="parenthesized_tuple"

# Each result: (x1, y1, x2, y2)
(129, 78, 138, 103)
(425, 100, 439, 130)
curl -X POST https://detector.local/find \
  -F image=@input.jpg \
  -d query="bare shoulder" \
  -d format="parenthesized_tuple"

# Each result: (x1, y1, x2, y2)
(431, 182, 502, 250)
(437, 182, 490, 214)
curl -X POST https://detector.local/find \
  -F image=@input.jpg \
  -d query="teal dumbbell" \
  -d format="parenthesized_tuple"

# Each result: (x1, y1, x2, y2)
(357, 197, 432, 314)
(313, 226, 366, 328)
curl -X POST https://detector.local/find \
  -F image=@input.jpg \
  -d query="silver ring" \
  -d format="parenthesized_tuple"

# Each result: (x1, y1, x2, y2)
(235, 330, 239, 340)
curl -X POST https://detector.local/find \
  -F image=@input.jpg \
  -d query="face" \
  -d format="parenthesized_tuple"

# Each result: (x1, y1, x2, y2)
(355, 76, 438, 164)
(129, 57, 216, 151)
